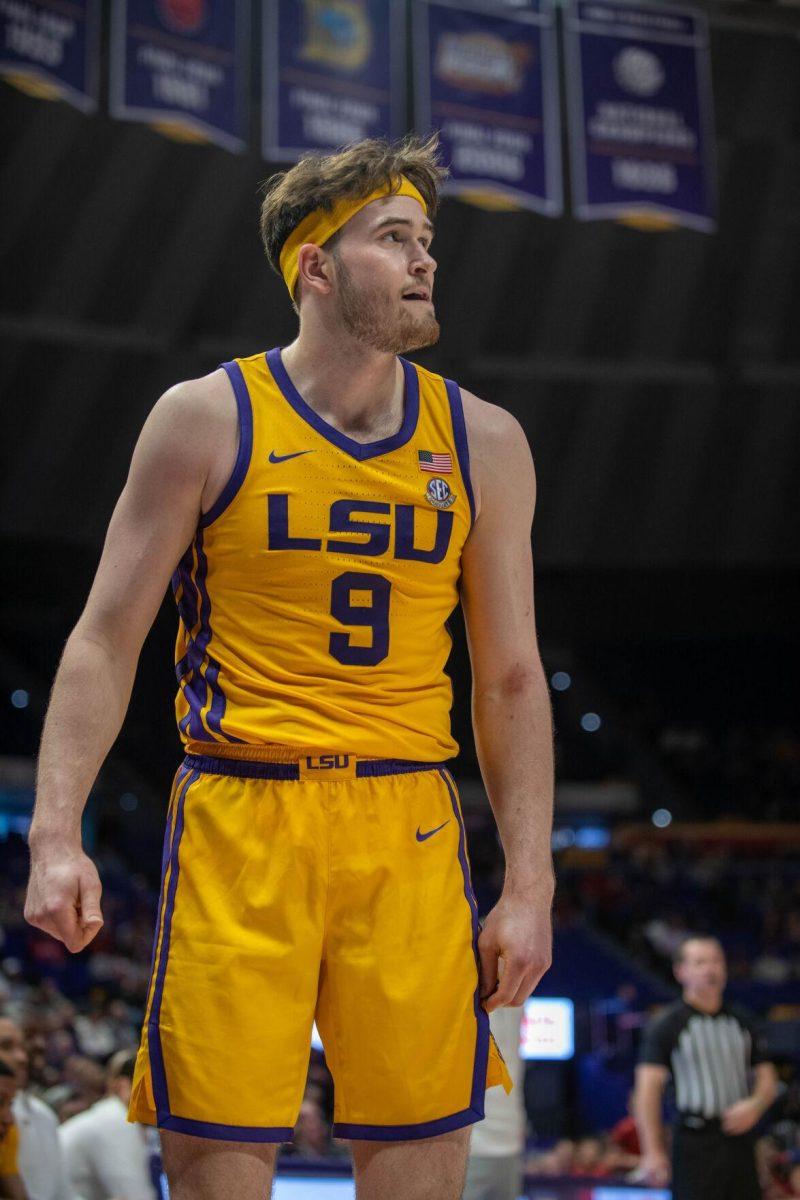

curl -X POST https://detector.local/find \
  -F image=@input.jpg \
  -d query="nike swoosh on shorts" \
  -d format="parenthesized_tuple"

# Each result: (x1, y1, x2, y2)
(416, 821, 450, 842)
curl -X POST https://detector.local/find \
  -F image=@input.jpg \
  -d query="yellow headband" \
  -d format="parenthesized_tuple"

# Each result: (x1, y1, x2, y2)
(279, 175, 428, 300)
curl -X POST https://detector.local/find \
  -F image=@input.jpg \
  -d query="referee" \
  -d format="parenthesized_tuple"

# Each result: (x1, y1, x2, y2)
(633, 935, 777, 1200)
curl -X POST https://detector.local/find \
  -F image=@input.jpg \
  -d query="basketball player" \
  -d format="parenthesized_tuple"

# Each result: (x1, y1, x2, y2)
(24, 134, 555, 1200)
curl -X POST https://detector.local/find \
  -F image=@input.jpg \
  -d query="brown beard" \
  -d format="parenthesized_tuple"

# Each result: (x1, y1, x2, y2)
(333, 254, 440, 354)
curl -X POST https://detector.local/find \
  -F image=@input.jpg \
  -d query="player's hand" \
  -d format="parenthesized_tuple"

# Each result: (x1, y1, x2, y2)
(477, 888, 552, 1012)
(24, 846, 104, 954)
(641, 1151, 671, 1186)
(722, 1097, 761, 1135)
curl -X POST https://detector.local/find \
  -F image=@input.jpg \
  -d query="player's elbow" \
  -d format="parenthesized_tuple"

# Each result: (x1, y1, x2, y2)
(66, 611, 142, 677)
(473, 659, 546, 703)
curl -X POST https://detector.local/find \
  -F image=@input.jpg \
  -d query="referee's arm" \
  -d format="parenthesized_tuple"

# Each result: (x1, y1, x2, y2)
(633, 1063, 670, 1186)
(721, 1061, 779, 1135)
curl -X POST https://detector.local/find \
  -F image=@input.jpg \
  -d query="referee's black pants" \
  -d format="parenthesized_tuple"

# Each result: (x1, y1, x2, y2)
(672, 1122, 760, 1200)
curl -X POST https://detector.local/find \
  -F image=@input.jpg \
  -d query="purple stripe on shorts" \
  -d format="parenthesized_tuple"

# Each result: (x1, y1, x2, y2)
(157, 1113, 293, 1143)
(147, 769, 198, 1123)
(333, 1104, 483, 1142)
(144, 765, 191, 993)
(439, 768, 490, 1116)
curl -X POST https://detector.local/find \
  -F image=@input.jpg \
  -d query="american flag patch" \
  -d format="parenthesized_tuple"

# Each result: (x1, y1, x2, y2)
(418, 450, 453, 474)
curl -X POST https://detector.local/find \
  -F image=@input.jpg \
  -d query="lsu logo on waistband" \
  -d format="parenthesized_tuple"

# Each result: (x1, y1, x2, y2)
(299, 754, 357, 781)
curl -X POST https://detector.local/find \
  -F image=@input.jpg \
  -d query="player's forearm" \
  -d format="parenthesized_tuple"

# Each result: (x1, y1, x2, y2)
(472, 661, 555, 895)
(30, 629, 136, 851)
(634, 1087, 668, 1156)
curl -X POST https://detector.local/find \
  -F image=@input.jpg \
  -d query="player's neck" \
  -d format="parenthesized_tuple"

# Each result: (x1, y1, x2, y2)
(280, 331, 404, 441)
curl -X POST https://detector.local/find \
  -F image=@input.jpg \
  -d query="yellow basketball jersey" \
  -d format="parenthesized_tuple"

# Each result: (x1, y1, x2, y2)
(173, 348, 475, 760)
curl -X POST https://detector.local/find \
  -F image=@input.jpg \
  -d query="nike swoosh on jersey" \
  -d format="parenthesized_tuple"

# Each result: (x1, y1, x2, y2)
(269, 449, 313, 463)
(416, 820, 450, 842)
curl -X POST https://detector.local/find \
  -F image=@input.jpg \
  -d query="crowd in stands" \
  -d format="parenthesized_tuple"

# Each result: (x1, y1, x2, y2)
(2, 735, 800, 1196)
(655, 722, 800, 823)
(554, 837, 800, 994)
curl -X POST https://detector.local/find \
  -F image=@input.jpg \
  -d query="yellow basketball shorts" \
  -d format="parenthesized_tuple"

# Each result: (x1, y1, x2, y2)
(128, 748, 512, 1143)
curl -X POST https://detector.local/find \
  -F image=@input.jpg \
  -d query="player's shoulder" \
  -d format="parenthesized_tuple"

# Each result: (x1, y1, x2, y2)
(154, 366, 235, 428)
(139, 367, 238, 474)
(458, 386, 531, 470)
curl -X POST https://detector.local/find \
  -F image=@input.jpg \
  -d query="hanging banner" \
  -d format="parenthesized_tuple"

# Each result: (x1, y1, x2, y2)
(110, 0, 248, 153)
(565, 1, 716, 231)
(263, 0, 406, 162)
(412, 0, 562, 215)
(0, 0, 100, 112)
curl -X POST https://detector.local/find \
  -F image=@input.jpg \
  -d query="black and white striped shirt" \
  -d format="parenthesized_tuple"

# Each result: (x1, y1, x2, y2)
(638, 1000, 768, 1119)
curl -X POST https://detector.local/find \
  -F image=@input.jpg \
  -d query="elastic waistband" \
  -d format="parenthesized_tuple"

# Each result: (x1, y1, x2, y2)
(182, 750, 447, 782)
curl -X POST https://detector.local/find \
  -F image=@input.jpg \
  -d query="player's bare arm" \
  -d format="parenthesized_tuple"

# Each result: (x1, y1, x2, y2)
(24, 370, 237, 954)
(459, 390, 555, 1013)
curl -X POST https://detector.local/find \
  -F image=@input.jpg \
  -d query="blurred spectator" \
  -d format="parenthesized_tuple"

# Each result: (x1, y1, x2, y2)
(59, 1049, 156, 1200)
(609, 1092, 641, 1159)
(573, 1136, 608, 1177)
(526, 1138, 576, 1176)
(59, 1059, 104, 1122)
(0, 1017, 70, 1200)
(464, 1007, 525, 1200)
(290, 1099, 331, 1160)
(0, 1058, 25, 1200)
(72, 994, 117, 1061)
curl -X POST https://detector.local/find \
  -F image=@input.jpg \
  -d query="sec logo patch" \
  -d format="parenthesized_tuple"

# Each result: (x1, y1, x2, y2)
(425, 477, 456, 510)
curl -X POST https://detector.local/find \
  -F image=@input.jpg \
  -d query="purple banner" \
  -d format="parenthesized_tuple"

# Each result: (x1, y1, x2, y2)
(0, 0, 100, 112)
(110, 0, 248, 153)
(263, 0, 406, 162)
(565, 1, 716, 231)
(413, 0, 562, 215)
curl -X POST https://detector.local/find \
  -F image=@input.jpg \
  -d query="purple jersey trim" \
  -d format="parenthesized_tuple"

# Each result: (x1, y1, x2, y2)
(266, 347, 420, 462)
(444, 379, 476, 528)
(173, 538, 210, 739)
(156, 1114, 293, 1143)
(148, 770, 199, 1122)
(174, 530, 242, 744)
(333, 1103, 484, 1141)
(200, 360, 254, 528)
(181, 754, 447, 781)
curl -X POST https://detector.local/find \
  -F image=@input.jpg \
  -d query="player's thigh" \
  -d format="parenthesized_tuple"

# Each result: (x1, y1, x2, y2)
(161, 1130, 278, 1200)
(350, 1126, 472, 1200)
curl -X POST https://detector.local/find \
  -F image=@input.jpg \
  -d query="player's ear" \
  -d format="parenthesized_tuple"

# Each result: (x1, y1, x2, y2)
(296, 244, 334, 298)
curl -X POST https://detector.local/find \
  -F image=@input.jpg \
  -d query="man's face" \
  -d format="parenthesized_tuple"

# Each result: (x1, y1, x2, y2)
(320, 194, 439, 354)
(675, 939, 727, 995)
(0, 1019, 28, 1088)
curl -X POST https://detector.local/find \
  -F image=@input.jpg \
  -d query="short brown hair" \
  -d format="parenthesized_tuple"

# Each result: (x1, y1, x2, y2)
(672, 935, 724, 965)
(259, 133, 448, 306)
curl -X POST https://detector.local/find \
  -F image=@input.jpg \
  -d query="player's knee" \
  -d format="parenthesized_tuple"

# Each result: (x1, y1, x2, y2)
(160, 1130, 278, 1194)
